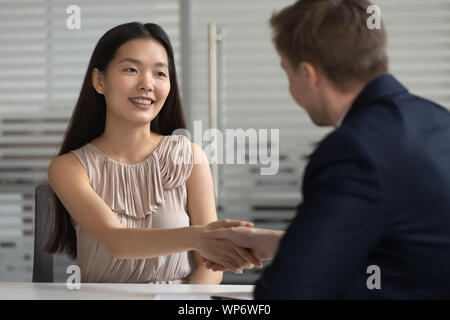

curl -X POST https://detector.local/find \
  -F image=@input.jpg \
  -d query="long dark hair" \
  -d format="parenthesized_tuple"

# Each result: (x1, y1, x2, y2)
(45, 22, 186, 259)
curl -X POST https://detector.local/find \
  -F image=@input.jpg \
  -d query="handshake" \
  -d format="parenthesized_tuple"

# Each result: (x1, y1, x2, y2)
(194, 220, 284, 274)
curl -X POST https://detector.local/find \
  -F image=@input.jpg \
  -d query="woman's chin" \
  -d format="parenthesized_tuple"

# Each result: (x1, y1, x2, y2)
(126, 112, 158, 125)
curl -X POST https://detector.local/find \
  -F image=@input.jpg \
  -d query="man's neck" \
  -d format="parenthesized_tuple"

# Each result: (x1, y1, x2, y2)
(330, 83, 367, 127)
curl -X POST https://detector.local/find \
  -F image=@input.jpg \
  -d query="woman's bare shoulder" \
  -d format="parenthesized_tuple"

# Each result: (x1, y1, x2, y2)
(48, 152, 89, 183)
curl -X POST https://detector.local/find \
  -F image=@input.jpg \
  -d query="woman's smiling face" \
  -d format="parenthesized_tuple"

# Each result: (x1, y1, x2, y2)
(92, 37, 171, 126)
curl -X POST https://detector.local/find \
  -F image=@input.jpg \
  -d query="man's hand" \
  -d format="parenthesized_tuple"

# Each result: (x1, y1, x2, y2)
(202, 227, 285, 272)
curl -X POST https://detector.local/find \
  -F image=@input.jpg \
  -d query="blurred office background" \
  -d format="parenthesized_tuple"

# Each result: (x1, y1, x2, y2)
(0, 0, 449, 284)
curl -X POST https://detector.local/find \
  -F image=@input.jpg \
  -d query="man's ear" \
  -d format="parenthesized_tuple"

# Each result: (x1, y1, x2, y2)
(92, 68, 105, 95)
(300, 62, 320, 88)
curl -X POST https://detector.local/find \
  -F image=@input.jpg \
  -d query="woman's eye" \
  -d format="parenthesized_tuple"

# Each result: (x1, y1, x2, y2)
(157, 71, 167, 77)
(124, 67, 137, 73)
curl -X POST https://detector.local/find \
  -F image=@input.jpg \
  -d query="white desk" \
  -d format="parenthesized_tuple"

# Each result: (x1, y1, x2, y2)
(0, 282, 254, 300)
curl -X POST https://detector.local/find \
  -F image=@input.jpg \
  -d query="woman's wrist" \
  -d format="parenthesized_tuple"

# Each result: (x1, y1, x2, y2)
(188, 225, 204, 251)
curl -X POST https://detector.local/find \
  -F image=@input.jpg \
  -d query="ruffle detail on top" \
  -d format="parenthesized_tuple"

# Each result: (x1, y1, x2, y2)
(79, 135, 193, 220)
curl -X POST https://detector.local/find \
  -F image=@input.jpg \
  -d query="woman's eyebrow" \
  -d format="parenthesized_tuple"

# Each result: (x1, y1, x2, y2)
(118, 58, 168, 69)
(154, 62, 169, 69)
(118, 57, 142, 65)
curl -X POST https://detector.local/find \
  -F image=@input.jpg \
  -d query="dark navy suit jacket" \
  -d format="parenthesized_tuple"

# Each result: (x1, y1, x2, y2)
(254, 74, 450, 299)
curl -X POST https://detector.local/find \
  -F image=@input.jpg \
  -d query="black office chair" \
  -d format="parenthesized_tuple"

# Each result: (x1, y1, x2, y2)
(33, 184, 77, 282)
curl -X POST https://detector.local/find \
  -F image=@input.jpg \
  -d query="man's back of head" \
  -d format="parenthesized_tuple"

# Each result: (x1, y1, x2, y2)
(270, 0, 388, 93)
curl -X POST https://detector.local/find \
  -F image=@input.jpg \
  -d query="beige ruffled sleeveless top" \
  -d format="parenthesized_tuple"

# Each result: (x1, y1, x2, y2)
(70, 135, 194, 283)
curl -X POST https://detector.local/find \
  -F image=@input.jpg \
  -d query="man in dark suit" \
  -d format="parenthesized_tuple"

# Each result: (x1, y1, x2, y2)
(203, 0, 450, 299)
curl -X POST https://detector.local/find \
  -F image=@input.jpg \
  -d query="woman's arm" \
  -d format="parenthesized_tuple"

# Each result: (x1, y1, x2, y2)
(48, 153, 253, 271)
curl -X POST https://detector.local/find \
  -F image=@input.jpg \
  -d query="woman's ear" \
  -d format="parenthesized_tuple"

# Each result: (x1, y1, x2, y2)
(92, 68, 105, 94)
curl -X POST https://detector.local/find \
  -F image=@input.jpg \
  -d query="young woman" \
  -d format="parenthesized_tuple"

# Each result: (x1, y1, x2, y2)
(45, 22, 260, 284)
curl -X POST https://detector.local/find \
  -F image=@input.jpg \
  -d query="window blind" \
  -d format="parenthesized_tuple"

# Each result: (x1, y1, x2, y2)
(376, 0, 450, 109)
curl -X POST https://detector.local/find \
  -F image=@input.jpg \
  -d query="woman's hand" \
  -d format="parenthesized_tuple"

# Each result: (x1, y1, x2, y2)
(193, 219, 262, 274)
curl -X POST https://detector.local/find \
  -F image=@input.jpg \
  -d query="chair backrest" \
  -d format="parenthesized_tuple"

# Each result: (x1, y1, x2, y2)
(33, 184, 77, 282)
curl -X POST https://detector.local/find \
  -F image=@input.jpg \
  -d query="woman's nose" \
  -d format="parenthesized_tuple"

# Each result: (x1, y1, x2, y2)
(139, 72, 154, 91)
